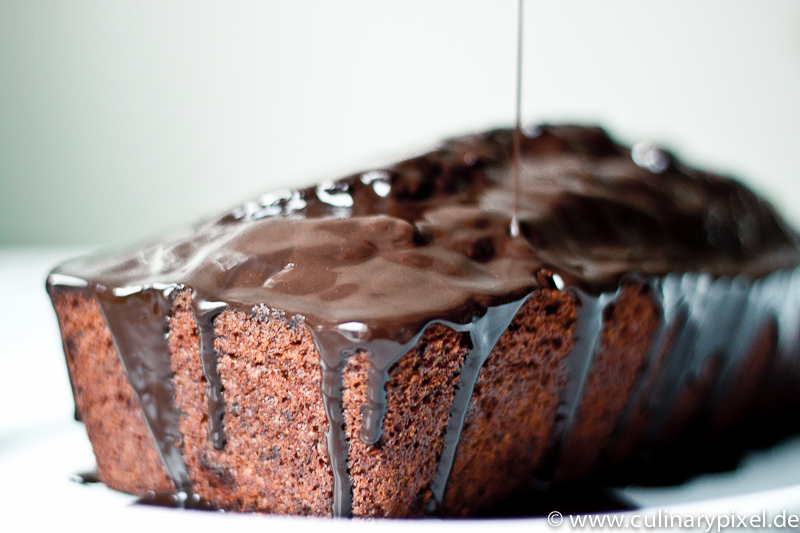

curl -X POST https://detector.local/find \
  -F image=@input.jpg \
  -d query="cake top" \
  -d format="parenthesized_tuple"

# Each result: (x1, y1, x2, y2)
(50, 125, 799, 342)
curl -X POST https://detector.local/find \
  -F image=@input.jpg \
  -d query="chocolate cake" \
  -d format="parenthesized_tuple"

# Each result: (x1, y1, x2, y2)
(47, 125, 800, 517)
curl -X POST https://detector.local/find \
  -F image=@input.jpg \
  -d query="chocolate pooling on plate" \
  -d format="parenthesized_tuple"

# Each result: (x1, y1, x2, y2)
(47, 125, 800, 515)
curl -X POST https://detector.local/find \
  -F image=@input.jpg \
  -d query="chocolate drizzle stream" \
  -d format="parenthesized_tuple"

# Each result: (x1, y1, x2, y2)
(510, 0, 524, 238)
(556, 290, 618, 444)
(47, 125, 800, 516)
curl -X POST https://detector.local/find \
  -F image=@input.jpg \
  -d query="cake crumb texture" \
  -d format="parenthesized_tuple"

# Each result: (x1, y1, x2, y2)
(555, 282, 659, 482)
(170, 292, 334, 514)
(343, 324, 469, 517)
(442, 289, 578, 516)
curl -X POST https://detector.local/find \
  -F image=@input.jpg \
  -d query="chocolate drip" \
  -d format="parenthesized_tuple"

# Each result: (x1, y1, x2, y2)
(639, 275, 761, 442)
(47, 125, 800, 514)
(535, 287, 620, 478)
(309, 296, 526, 516)
(645, 275, 713, 435)
(94, 285, 195, 500)
(318, 352, 351, 517)
(311, 327, 426, 516)
(360, 361, 389, 445)
(558, 290, 618, 442)
(191, 299, 228, 450)
(426, 297, 528, 513)
(600, 271, 792, 460)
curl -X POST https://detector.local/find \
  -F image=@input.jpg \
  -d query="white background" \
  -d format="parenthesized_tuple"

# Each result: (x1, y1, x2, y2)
(1, 0, 799, 246)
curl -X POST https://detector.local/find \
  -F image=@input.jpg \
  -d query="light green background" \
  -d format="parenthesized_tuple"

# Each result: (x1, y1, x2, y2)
(2, 0, 800, 246)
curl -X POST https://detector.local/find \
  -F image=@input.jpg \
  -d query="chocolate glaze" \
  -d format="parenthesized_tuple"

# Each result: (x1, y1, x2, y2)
(47, 125, 800, 516)
(96, 286, 196, 501)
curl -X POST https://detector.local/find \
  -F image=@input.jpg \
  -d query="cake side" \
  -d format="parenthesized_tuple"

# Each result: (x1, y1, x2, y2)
(48, 280, 664, 514)
(50, 269, 800, 515)
(50, 287, 174, 495)
(343, 324, 469, 517)
(170, 291, 335, 514)
(440, 288, 579, 517)
(598, 321, 782, 483)
(553, 282, 660, 482)
(603, 312, 688, 468)
(602, 274, 796, 474)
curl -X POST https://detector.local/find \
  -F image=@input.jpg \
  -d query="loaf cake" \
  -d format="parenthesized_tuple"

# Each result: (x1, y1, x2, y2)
(48, 125, 800, 517)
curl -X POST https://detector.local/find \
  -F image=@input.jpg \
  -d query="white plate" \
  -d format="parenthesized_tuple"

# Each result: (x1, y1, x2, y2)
(3, 248, 800, 531)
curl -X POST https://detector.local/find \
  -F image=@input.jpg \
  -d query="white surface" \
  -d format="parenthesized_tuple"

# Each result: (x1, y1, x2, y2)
(3, 247, 800, 531)
(1, 1, 800, 246)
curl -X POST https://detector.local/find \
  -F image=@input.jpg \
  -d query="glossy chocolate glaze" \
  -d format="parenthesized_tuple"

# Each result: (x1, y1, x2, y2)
(48, 125, 800, 515)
